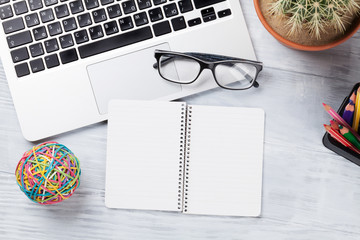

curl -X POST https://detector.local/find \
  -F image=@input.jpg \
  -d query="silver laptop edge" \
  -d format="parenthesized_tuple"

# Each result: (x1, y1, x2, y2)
(0, 0, 256, 141)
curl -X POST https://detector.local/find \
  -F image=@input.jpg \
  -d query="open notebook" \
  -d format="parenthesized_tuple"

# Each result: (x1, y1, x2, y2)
(105, 100, 265, 217)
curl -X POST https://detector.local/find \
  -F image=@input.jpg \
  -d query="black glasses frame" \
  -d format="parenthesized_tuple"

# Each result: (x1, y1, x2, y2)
(154, 49, 263, 90)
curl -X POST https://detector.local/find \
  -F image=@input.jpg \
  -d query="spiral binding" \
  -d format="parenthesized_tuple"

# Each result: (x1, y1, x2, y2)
(177, 103, 186, 210)
(183, 106, 192, 212)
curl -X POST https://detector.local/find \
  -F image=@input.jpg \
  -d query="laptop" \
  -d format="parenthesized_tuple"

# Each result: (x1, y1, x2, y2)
(0, 0, 256, 141)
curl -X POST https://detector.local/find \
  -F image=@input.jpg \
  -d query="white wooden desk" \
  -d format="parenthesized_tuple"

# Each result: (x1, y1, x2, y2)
(1, 1, 360, 239)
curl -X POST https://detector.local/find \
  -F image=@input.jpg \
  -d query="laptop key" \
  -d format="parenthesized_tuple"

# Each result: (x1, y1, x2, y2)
(119, 16, 133, 31)
(59, 34, 74, 48)
(193, 0, 226, 9)
(29, 42, 44, 57)
(44, 38, 59, 53)
(77, 13, 92, 27)
(149, 7, 163, 22)
(152, 20, 171, 36)
(201, 7, 216, 22)
(0, 0, 10, 5)
(163, 3, 178, 18)
(44, 0, 58, 7)
(25, 13, 40, 27)
(133, 11, 148, 26)
(137, 0, 151, 10)
(7, 30, 32, 48)
(218, 9, 231, 18)
(60, 48, 78, 64)
(92, 8, 107, 23)
(0, 5, 13, 19)
(188, 17, 201, 27)
(28, 0, 43, 11)
(84, 0, 99, 10)
(63, 17, 77, 31)
(171, 16, 186, 31)
(40, 9, 55, 23)
(55, 4, 70, 19)
(78, 26, 153, 58)
(44, 54, 59, 68)
(104, 20, 118, 35)
(100, 0, 113, 5)
(2, 17, 25, 34)
(89, 25, 104, 39)
(74, 29, 89, 43)
(13, 1, 28, 15)
(15, 62, 30, 77)
(178, 0, 192, 13)
(122, 0, 136, 14)
(107, 4, 121, 18)
(69, 0, 84, 14)
(30, 58, 45, 73)
(11, 47, 29, 63)
(33, 26, 47, 40)
(48, 22, 62, 36)
(153, 0, 166, 5)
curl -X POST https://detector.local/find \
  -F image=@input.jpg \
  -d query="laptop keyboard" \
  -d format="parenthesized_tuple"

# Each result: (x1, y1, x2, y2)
(1, 0, 232, 78)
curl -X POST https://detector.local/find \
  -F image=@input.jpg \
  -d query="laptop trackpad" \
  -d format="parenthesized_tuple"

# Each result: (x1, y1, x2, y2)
(87, 43, 181, 115)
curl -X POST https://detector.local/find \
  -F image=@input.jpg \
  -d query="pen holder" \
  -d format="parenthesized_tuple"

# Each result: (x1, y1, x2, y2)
(323, 83, 360, 166)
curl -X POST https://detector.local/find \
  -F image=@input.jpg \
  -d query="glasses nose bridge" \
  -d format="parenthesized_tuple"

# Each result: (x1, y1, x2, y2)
(200, 61, 215, 71)
(197, 61, 216, 80)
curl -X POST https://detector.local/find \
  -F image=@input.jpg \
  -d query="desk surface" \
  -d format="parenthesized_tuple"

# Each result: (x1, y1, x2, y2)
(1, 1, 360, 239)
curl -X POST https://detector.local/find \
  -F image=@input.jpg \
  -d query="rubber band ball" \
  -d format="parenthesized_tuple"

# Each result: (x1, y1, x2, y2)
(15, 141, 81, 205)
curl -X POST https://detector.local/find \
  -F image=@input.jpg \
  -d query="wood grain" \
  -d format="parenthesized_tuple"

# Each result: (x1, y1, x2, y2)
(1, 0, 360, 239)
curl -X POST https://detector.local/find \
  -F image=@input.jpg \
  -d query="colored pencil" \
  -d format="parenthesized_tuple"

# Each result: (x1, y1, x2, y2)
(330, 120, 339, 131)
(342, 103, 355, 126)
(342, 91, 355, 125)
(352, 87, 360, 131)
(349, 91, 356, 105)
(339, 126, 360, 150)
(322, 103, 360, 141)
(324, 124, 360, 155)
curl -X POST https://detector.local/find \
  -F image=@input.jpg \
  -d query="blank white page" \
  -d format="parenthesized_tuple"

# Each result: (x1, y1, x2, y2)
(105, 100, 185, 211)
(184, 105, 264, 217)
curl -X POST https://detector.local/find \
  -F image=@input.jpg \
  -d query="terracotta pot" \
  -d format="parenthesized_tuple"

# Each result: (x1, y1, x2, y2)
(253, 0, 360, 51)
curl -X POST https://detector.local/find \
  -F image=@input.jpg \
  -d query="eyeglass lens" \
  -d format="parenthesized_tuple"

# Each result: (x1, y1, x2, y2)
(158, 54, 257, 89)
(158, 55, 201, 83)
(214, 62, 257, 90)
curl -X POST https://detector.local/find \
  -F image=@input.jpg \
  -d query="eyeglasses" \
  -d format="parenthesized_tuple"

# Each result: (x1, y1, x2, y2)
(153, 50, 263, 90)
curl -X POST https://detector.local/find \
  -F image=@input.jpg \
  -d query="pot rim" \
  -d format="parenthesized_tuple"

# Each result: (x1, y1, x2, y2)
(253, 0, 360, 51)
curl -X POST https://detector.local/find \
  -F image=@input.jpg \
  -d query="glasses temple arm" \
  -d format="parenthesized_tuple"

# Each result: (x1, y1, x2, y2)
(184, 52, 262, 65)
(153, 53, 232, 69)
(185, 52, 229, 61)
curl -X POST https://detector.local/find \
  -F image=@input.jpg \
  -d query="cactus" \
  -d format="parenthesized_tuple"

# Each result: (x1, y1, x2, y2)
(269, 0, 360, 39)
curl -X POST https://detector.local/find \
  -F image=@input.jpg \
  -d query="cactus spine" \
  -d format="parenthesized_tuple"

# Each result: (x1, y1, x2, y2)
(270, 0, 360, 39)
